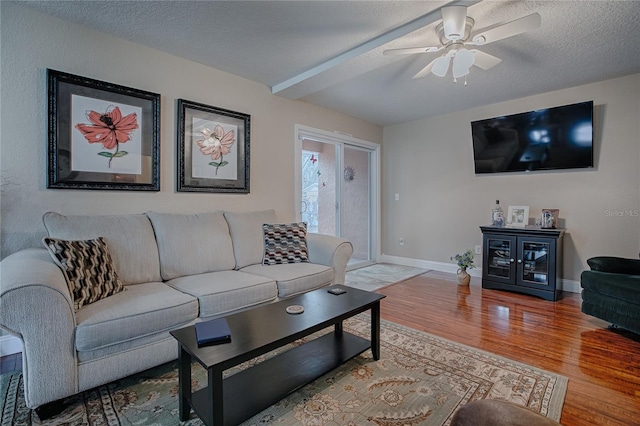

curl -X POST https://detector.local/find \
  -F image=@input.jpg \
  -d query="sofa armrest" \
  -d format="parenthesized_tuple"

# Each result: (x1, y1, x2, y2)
(580, 270, 640, 301)
(587, 256, 640, 275)
(0, 248, 78, 408)
(306, 233, 353, 285)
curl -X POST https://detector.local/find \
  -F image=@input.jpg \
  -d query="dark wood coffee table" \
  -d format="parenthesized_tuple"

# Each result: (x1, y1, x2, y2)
(170, 284, 385, 426)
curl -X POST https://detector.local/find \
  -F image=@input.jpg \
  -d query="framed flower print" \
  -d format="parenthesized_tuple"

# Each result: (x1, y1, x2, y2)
(177, 99, 250, 193)
(47, 69, 160, 191)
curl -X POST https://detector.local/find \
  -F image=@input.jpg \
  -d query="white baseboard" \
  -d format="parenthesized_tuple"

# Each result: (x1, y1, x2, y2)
(378, 254, 581, 293)
(559, 278, 581, 294)
(0, 335, 23, 357)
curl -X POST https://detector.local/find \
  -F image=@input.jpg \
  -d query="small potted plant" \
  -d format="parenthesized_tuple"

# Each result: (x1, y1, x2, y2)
(451, 249, 475, 286)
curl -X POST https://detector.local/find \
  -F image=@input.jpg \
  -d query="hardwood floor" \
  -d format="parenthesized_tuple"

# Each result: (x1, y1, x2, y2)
(377, 271, 640, 426)
(1, 270, 638, 425)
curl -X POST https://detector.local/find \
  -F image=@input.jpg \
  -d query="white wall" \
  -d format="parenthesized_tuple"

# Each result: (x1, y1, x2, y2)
(382, 74, 640, 282)
(0, 3, 382, 258)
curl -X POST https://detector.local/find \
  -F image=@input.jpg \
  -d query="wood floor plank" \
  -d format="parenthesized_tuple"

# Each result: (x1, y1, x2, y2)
(377, 272, 640, 426)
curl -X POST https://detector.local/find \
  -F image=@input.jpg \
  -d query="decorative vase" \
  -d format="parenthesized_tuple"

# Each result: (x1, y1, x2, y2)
(457, 268, 471, 286)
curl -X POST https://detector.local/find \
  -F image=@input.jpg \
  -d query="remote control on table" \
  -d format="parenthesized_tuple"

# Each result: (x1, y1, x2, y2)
(328, 288, 347, 295)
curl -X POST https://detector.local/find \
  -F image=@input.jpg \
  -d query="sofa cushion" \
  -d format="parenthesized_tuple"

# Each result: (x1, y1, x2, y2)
(166, 270, 277, 318)
(146, 211, 235, 280)
(224, 210, 277, 269)
(75, 282, 198, 352)
(262, 222, 309, 265)
(43, 212, 162, 285)
(240, 263, 333, 298)
(43, 237, 126, 311)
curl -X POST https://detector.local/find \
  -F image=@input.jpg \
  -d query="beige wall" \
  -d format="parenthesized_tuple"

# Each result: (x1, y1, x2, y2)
(382, 74, 640, 282)
(0, 3, 382, 258)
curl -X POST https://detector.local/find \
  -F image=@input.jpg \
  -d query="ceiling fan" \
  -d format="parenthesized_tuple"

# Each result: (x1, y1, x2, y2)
(383, 6, 541, 83)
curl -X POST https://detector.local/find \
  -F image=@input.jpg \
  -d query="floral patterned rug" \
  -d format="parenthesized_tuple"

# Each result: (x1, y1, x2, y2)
(1, 315, 567, 425)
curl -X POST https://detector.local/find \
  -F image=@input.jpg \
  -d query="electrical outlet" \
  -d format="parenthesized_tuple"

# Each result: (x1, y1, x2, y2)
(399, 238, 405, 246)
(475, 245, 482, 254)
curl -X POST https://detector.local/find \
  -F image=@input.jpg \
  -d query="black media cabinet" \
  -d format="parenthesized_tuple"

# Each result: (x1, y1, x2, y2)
(480, 226, 565, 301)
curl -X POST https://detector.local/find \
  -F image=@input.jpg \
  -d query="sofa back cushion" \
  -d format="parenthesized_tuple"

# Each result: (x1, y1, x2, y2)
(147, 211, 235, 280)
(224, 209, 277, 269)
(43, 212, 162, 285)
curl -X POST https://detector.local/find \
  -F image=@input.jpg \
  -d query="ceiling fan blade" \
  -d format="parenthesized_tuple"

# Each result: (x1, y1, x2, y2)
(383, 46, 442, 56)
(452, 49, 475, 78)
(468, 13, 541, 46)
(470, 50, 502, 70)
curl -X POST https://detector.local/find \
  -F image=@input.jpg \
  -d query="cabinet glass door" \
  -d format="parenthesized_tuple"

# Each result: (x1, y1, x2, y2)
(519, 240, 550, 286)
(485, 236, 515, 283)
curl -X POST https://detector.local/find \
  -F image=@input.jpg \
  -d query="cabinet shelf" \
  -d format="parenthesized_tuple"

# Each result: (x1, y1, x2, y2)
(480, 226, 564, 301)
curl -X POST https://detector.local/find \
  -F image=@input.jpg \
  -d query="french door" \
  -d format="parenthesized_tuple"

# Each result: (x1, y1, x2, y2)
(295, 125, 380, 269)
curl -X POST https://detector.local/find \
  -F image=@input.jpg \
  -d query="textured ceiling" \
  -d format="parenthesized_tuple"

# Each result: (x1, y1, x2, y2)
(19, 0, 640, 126)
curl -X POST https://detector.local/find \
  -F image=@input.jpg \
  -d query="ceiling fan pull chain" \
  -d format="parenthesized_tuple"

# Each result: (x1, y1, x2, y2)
(464, 75, 468, 86)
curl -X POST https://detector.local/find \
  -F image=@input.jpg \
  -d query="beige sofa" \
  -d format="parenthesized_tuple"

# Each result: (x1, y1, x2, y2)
(0, 209, 352, 411)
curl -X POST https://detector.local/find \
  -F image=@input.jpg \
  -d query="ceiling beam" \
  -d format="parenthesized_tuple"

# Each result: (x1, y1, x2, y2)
(271, 0, 481, 98)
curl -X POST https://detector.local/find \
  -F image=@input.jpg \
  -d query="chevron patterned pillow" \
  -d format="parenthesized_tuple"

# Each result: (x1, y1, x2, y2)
(262, 222, 309, 265)
(43, 236, 126, 311)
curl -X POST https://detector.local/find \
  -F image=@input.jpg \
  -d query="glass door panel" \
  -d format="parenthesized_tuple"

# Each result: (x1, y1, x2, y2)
(520, 241, 550, 285)
(485, 236, 515, 283)
(301, 150, 320, 233)
(301, 140, 337, 236)
(342, 146, 371, 263)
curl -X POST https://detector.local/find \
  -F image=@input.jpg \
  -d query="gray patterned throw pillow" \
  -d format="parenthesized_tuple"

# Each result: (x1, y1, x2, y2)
(262, 222, 309, 265)
(43, 236, 126, 310)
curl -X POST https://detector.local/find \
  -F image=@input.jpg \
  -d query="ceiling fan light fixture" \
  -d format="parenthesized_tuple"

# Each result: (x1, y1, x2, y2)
(431, 56, 451, 77)
(441, 6, 467, 40)
(452, 48, 475, 79)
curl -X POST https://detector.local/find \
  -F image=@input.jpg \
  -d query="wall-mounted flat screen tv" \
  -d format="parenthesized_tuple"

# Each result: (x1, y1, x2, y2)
(471, 101, 594, 174)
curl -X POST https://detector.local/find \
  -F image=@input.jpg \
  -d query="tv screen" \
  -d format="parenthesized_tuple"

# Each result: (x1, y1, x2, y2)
(471, 101, 594, 174)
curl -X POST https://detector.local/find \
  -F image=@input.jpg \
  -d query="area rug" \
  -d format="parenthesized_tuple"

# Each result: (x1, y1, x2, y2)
(345, 263, 430, 291)
(0, 315, 567, 425)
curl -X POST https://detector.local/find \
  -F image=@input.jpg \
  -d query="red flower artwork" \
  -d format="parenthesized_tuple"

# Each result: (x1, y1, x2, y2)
(75, 106, 138, 167)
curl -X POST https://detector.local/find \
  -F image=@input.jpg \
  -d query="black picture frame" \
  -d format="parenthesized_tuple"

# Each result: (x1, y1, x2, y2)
(177, 99, 250, 193)
(47, 69, 161, 191)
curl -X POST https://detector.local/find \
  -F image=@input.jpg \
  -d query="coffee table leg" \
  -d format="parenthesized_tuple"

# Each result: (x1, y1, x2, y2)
(178, 346, 192, 421)
(371, 301, 381, 360)
(208, 367, 224, 426)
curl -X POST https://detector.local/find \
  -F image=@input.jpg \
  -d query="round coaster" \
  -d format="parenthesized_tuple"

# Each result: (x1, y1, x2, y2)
(286, 305, 304, 314)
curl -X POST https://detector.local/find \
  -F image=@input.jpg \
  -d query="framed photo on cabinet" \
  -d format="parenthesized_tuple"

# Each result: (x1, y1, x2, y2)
(541, 208, 559, 229)
(507, 205, 529, 228)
